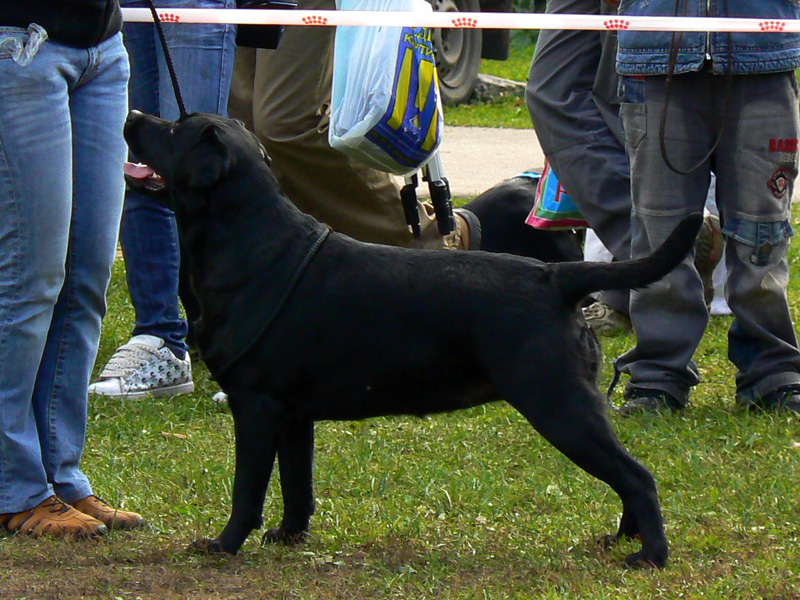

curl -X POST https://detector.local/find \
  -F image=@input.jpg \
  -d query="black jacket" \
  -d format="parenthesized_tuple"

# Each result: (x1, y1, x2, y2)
(0, 0, 122, 48)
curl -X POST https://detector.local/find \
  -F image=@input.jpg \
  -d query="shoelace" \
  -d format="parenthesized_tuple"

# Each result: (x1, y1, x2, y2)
(82, 496, 113, 511)
(98, 343, 162, 378)
(4, 497, 71, 531)
(41, 497, 73, 518)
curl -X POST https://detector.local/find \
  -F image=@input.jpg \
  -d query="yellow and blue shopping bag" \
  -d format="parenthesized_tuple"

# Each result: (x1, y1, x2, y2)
(329, 0, 443, 175)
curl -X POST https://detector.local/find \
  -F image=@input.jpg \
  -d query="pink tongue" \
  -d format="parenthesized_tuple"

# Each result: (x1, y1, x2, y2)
(124, 162, 155, 180)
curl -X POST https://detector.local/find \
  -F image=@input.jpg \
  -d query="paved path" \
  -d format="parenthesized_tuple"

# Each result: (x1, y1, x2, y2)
(435, 126, 800, 202)
(418, 125, 545, 198)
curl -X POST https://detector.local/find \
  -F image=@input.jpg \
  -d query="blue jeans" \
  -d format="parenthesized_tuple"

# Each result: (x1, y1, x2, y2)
(120, 0, 236, 356)
(0, 29, 129, 513)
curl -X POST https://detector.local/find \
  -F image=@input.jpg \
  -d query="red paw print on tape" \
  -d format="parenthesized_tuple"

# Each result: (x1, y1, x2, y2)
(158, 12, 180, 22)
(760, 20, 786, 31)
(452, 17, 477, 28)
(302, 15, 328, 25)
(603, 19, 629, 30)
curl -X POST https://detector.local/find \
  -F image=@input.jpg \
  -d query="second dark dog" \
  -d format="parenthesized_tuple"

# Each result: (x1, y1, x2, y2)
(123, 110, 702, 568)
(458, 173, 583, 263)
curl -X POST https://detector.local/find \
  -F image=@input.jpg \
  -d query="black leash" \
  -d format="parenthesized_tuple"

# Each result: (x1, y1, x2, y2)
(658, 0, 733, 175)
(143, 0, 188, 118)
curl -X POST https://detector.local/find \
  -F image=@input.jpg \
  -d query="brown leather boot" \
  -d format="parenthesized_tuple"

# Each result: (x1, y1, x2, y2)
(70, 495, 145, 531)
(0, 495, 107, 538)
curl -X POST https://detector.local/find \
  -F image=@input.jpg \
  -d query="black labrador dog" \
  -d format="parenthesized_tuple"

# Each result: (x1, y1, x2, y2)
(124, 111, 701, 568)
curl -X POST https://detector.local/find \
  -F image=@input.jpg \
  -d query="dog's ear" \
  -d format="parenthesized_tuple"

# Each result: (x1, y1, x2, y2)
(173, 125, 234, 189)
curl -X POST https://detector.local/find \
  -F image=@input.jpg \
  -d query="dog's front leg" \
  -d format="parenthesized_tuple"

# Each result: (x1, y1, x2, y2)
(262, 419, 315, 546)
(190, 396, 282, 555)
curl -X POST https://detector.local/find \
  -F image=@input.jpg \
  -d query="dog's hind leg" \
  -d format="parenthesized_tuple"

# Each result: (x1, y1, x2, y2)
(191, 396, 282, 555)
(262, 419, 315, 545)
(506, 387, 668, 568)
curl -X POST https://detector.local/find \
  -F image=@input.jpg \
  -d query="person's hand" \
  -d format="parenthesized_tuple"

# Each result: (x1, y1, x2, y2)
(602, 0, 620, 7)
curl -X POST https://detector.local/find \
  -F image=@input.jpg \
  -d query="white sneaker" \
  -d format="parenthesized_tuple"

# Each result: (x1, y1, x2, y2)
(89, 334, 194, 399)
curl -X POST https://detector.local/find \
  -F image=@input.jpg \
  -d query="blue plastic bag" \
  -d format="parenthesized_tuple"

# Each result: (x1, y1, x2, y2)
(329, 0, 443, 175)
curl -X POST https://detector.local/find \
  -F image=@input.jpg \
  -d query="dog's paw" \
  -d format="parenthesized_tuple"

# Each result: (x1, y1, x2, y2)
(188, 537, 231, 555)
(624, 550, 668, 569)
(260, 527, 307, 546)
(600, 529, 640, 549)
(599, 533, 619, 549)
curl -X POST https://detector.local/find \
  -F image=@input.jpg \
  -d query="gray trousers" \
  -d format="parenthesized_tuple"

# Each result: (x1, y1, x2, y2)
(616, 71, 800, 404)
(526, 0, 632, 314)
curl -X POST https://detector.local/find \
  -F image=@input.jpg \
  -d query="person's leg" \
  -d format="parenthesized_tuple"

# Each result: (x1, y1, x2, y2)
(0, 31, 126, 521)
(118, 9, 188, 357)
(526, 0, 631, 315)
(228, 46, 258, 132)
(94, 1, 236, 398)
(30, 36, 146, 529)
(89, 13, 194, 399)
(41, 34, 129, 503)
(0, 30, 76, 515)
(156, 0, 237, 119)
(121, 0, 236, 353)
(164, 0, 237, 334)
(713, 72, 800, 408)
(153, 0, 237, 344)
(615, 74, 712, 410)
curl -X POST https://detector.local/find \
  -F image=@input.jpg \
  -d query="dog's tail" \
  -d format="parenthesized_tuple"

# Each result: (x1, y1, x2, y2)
(549, 213, 704, 306)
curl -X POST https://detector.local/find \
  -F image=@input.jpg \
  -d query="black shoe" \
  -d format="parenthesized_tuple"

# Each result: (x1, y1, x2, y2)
(743, 384, 800, 414)
(619, 388, 685, 416)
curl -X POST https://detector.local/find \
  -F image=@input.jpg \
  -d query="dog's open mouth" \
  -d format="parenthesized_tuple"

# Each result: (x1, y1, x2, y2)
(124, 162, 165, 193)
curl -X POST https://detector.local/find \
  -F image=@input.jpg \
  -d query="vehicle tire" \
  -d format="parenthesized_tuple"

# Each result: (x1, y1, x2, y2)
(429, 0, 482, 105)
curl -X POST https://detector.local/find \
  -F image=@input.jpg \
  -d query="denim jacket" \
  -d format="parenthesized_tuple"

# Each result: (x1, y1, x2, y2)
(616, 0, 800, 75)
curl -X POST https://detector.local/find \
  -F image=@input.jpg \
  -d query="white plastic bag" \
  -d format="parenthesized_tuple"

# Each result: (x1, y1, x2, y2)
(329, 0, 444, 175)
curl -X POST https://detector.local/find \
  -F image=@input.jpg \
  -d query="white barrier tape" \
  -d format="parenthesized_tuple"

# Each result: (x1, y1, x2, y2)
(121, 8, 800, 32)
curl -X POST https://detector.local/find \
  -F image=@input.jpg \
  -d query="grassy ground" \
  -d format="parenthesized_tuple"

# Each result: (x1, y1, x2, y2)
(442, 32, 535, 129)
(3, 35, 800, 600)
(3, 255, 799, 599)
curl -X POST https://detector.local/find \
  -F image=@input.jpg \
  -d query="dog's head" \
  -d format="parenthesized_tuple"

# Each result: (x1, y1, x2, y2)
(123, 111, 272, 210)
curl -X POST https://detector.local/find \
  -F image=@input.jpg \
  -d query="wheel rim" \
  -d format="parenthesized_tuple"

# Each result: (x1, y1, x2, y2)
(431, 0, 479, 90)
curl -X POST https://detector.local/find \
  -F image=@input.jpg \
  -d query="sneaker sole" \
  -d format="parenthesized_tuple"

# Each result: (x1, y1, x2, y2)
(90, 381, 195, 400)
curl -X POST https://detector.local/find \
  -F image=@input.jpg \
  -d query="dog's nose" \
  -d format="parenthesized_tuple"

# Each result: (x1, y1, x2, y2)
(123, 111, 145, 143)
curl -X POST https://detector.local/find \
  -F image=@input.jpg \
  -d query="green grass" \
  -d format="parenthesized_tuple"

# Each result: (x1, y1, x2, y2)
(442, 32, 535, 129)
(2, 219, 800, 599)
(479, 31, 537, 82)
(444, 40, 800, 129)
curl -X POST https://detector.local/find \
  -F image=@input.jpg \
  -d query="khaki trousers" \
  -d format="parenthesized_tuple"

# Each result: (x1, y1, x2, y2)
(228, 0, 445, 247)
